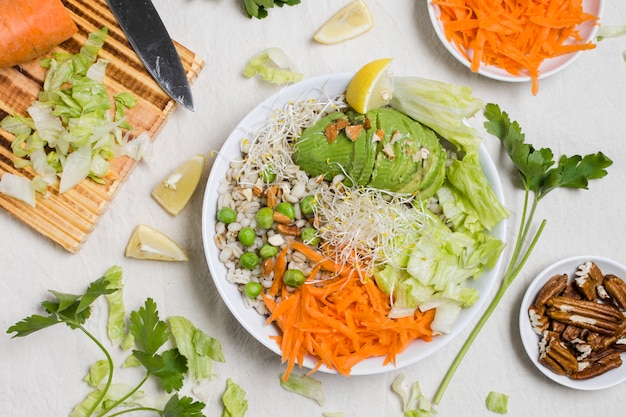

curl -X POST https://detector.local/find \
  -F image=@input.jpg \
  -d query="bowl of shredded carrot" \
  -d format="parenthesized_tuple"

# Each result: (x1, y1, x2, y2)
(201, 73, 507, 378)
(428, 0, 604, 95)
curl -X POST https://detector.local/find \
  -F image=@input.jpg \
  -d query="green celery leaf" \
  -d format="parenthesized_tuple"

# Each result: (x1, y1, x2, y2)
(162, 394, 206, 417)
(129, 297, 170, 355)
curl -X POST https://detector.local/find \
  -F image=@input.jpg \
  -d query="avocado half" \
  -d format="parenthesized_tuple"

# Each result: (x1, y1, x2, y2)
(293, 108, 446, 198)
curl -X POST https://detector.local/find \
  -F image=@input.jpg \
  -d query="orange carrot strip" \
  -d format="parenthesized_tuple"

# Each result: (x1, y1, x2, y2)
(268, 245, 289, 297)
(432, 0, 599, 95)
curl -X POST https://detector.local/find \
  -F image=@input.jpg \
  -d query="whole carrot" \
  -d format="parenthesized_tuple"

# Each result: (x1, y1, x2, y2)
(0, 0, 78, 68)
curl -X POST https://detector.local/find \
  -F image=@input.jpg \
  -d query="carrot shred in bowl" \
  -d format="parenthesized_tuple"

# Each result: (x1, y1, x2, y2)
(263, 241, 435, 381)
(432, 0, 600, 94)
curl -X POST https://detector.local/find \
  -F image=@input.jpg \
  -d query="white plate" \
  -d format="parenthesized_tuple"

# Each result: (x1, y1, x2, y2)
(201, 73, 507, 376)
(519, 255, 626, 390)
(428, 0, 605, 83)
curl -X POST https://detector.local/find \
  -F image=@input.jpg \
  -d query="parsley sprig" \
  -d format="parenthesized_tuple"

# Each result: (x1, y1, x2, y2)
(243, 0, 301, 19)
(433, 103, 613, 404)
(7, 274, 205, 417)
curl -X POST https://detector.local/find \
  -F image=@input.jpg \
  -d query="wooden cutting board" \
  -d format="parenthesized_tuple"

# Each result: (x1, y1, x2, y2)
(0, 0, 204, 253)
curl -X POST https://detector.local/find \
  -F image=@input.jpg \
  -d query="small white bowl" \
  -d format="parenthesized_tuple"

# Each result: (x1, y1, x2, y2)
(428, 0, 605, 83)
(519, 256, 626, 390)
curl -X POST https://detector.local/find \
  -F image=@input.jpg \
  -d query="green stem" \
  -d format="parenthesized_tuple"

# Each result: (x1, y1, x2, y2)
(79, 325, 115, 417)
(105, 406, 161, 417)
(96, 373, 150, 417)
(432, 210, 547, 404)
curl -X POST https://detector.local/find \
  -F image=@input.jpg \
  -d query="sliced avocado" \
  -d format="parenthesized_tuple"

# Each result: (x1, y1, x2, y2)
(294, 112, 354, 179)
(294, 108, 447, 196)
(348, 123, 372, 186)
(395, 122, 447, 197)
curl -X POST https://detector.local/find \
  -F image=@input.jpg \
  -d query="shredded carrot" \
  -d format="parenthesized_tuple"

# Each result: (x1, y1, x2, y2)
(0, 0, 78, 68)
(432, 0, 599, 95)
(263, 243, 435, 381)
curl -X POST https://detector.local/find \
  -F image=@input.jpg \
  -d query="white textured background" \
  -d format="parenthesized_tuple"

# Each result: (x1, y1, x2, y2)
(2, 1, 626, 416)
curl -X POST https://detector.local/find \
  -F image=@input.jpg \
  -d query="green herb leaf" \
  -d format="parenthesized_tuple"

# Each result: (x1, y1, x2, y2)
(7, 314, 61, 337)
(243, 0, 300, 19)
(129, 297, 170, 355)
(483, 103, 554, 189)
(133, 349, 187, 393)
(538, 153, 612, 199)
(162, 394, 206, 417)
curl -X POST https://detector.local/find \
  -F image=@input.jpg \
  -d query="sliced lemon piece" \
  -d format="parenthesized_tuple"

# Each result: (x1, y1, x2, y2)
(125, 224, 189, 262)
(152, 154, 206, 216)
(345, 57, 394, 114)
(313, 0, 374, 45)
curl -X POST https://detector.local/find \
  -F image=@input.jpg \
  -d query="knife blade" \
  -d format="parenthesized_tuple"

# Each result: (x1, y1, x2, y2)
(107, 0, 194, 110)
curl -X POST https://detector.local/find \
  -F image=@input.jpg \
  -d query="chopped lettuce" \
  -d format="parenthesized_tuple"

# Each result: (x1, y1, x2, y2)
(389, 76, 484, 155)
(168, 316, 225, 381)
(221, 378, 248, 417)
(243, 48, 304, 85)
(279, 372, 325, 406)
(83, 359, 109, 388)
(103, 266, 126, 346)
(445, 153, 510, 231)
(380, 206, 504, 325)
(391, 374, 436, 417)
(0, 173, 37, 207)
(485, 391, 509, 414)
(0, 27, 140, 198)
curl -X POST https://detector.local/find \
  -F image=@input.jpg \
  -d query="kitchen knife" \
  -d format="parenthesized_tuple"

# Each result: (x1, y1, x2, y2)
(107, 0, 194, 110)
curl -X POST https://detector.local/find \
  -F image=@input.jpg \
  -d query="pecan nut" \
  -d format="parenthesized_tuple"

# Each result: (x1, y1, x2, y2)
(539, 331, 578, 375)
(574, 261, 604, 300)
(604, 274, 626, 309)
(535, 273, 568, 307)
(571, 349, 623, 380)
(546, 296, 623, 335)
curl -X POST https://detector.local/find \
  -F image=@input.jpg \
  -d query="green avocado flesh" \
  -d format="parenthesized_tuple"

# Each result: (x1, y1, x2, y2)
(294, 108, 446, 198)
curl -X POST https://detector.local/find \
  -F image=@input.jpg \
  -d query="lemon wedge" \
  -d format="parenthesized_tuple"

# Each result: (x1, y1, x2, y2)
(313, 0, 374, 45)
(125, 224, 189, 262)
(345, 58, 394, 114)
(152, 154, 206, 216)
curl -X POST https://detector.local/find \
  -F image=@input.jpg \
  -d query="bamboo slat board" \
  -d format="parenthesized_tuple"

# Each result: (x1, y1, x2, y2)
(0, 0, 205, 253)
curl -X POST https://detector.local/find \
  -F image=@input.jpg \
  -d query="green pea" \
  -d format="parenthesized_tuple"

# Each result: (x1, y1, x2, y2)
(275, 202, 295, 220)
(240, 252, 260, 270)
(301, 227, 319, 246)
(217, 207, 237, 224)
(255, 207, 274, 229)
(299, 195, 317, 216)
(238, 227, 256, 247)
(244, 281, 263, 298)
(283, 269, 306, 288)
(261, 167, 276, 183)
(259, 243, 279, 259)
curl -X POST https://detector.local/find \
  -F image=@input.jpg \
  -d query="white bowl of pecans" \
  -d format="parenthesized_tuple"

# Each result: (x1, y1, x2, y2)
(520, 256, 626, 390)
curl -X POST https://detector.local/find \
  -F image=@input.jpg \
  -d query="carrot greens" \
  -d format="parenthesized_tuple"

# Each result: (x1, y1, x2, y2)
(432, 103, 613, 404)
